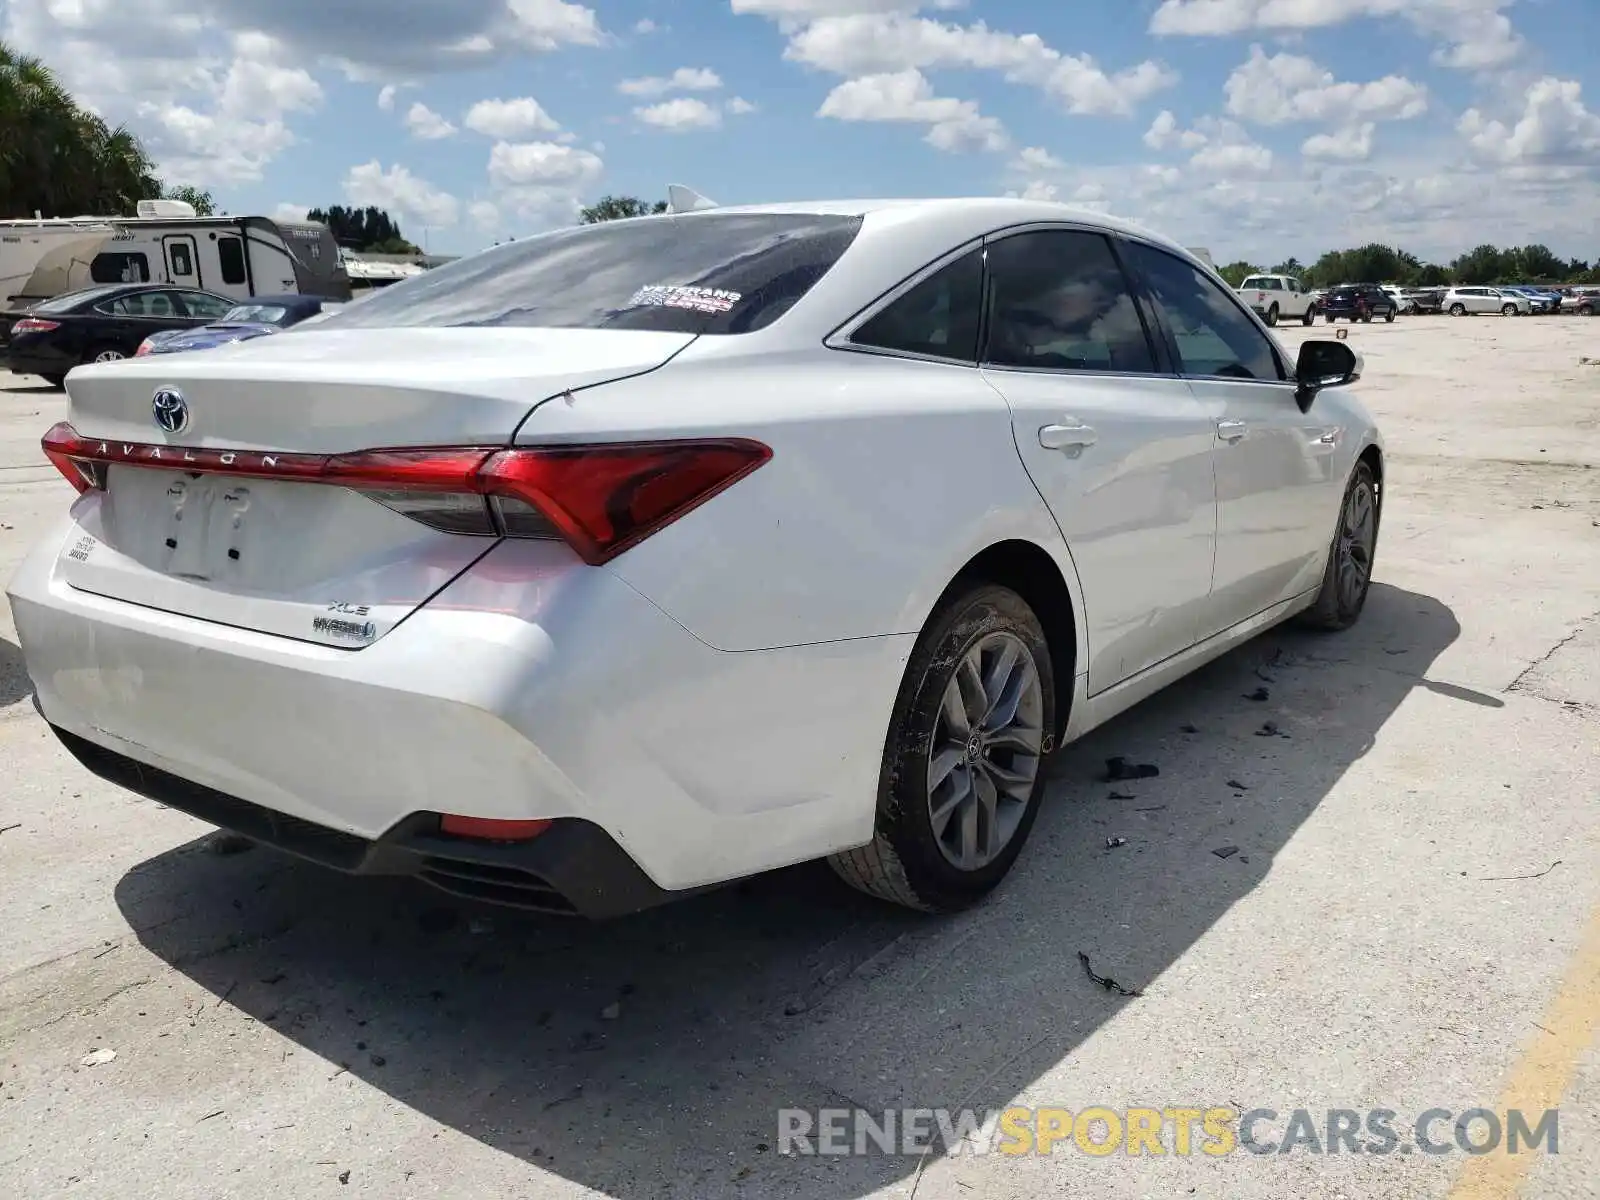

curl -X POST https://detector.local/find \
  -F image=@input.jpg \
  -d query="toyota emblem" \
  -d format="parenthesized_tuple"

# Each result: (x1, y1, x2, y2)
(152, 387, 188, 434)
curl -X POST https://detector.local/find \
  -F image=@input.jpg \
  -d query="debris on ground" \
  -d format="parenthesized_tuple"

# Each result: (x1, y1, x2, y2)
(1212, 845, 1240, 860)
(1480, 860, 1562, 881)
(0, 822, 21, 835)
(339, 1170, 351, 1186)
(1103, 756, 1160, 781)
(1226, 779, 1249, 791)
(79, 1049, 116, 1067)
(1105, 837, 1127, 849)
(783, 997, 809, 1016)
(1255, 721, 1288, 738)
(1134, 805, 1167, 812)
(1244, 687, 1270, 702)
(1180, 724, 1198, 734)
(369, 1054, 387, 1067)
(1077, 951, 1144, 997)
(1108, 790, 1136, 801)
(600, 1002, 622, 1020)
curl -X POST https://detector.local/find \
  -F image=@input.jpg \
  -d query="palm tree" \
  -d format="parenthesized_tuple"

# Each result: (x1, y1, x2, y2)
(0, 41, 161, 218)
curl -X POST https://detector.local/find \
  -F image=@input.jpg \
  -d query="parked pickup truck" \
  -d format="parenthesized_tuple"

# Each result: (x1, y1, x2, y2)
(1236, 274, 1317, 327)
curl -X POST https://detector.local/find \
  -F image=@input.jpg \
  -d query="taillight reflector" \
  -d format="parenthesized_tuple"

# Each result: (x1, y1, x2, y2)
(439, 815, 552, 841)
(12, 318, 60, 334)
(39, 422, 770, 565)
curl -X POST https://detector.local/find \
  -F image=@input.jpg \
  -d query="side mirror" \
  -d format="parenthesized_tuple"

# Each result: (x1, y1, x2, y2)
(1293, 339, 1361, 411)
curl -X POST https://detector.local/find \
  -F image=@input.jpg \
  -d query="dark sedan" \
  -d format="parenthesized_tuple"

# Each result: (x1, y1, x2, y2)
(1, 283, 237, 387)
(136, 293, 333, 357)
(1320, 284, 1398, 324)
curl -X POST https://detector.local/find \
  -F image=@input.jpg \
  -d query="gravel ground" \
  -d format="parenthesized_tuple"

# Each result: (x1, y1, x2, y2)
(1, 313, 1596, 1200)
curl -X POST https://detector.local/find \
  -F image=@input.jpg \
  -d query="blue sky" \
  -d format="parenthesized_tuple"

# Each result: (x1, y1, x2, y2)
(6, 0, 1598, 263)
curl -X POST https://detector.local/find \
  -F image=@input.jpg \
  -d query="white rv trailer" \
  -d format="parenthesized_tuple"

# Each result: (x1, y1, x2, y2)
(0, 199, 351, 308)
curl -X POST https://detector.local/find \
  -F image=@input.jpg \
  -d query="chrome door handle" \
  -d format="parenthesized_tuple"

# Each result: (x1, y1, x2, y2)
(1039, 423, 1097, 450)
(1217, 419, 1248, 443)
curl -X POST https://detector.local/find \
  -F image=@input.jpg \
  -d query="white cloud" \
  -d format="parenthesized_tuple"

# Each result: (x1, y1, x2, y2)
(377, 84, 397, 111)
(484, 140, 604, 226)
(487, 140, 605, 188)
(618, 67, 723, 96)
(1016, 180, 1059, 201)
(1143, 109, 1208, 150)
(344, 159, 460, 226)
(1460, 77, 1600, 166)
(731, 0, 959, 16)
(818, 69, 1008, 152)
(726, 96, 758, 115)
(405, 101, 457, 139)
(1224, 45, 1427, 126)
(273, 202, 312, 222)
(1303, 123, 1376, 161)
(1014, 146, 1064, 171)
(634, 18, 658, 33)
(1149, 0, 1522, 72)
(505, 0, 605, 51)
(634, 97, 725, 132)
(463, 96, 561, 138)
(468, 200, 501, 230)
(783, 13, 1176, 116)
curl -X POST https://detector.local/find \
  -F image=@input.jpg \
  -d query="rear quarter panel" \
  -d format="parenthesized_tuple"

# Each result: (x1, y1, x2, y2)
(515, 345, 1087, 655)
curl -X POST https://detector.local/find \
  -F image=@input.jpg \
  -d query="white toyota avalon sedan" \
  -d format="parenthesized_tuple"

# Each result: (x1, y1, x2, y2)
(7, 198, 1383, 919)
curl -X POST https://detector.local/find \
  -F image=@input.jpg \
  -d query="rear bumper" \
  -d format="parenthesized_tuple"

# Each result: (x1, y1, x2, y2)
(50, 720, 690, 918)
(9, 521, 908, 903)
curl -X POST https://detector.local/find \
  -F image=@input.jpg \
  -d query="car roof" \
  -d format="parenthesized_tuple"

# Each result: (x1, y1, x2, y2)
(666, 196, 1197, 260)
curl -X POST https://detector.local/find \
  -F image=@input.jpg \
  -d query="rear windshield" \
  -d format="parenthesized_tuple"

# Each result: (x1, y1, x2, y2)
(312, 213, 864, 335)
(223, 304, 289, 324)
(31, 286, 123, 313)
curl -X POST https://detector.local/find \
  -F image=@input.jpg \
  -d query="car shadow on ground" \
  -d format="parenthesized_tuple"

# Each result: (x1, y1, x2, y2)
(0, 636, 33, 707)
(0, 377, 59, 393)
(116, 582, 1461, 1199)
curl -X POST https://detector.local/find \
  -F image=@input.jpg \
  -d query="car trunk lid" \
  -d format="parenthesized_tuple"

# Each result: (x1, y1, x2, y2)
(51, 327, 696, 647)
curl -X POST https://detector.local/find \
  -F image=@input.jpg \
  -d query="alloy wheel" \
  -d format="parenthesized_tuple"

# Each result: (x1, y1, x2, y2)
(1337, 479, 1377, 611)
(925, 631, 1044, 871)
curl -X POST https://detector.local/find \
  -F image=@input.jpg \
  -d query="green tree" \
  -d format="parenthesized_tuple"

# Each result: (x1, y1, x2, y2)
(1413, 263, 1450, 287)
(306, 204, 420, 253)
(1270, 257, 1305, 277)
(0, 43, 162, 217)
(1217, 260, 1262, 288)
(1451, 244, 1508, 285)
(580, 195, 668, 223)
(163, 184, 215, 215)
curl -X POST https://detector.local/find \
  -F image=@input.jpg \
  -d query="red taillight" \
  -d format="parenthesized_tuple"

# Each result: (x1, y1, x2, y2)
(39, 422, 771, 565)
(12, 318, 60, 334)
(439, 815, 552, 841)
(134, 339, 154, 356)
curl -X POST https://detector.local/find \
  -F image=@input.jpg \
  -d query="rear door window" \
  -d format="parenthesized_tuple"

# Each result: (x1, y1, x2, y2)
(315, 213, 864, 335)
(982, 230, 1157, 374)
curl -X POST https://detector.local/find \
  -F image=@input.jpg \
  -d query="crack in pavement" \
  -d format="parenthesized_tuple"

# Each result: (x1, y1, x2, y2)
(1507, 610, 1600, 694)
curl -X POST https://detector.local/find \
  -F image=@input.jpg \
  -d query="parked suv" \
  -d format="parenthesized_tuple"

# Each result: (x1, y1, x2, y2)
(1319, 284, 1397, 323)
(1443, 287, 1531, 316)
(1559, 286, 1599, 316)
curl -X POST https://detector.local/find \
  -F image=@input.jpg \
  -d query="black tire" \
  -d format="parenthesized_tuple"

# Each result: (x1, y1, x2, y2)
(829, 583, 1057, 913)
(1264, 304, 1279, 328)
(1300, 461, 1380, 632)
(1301, 308, 1316, 326)
(1449, 303, 1467, 316)
(1384, 307, 1396, 323)
(1325, 311, 1338, 324)
(1501, 303, 1517, 317)
(1580, 304, 1595, 316)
